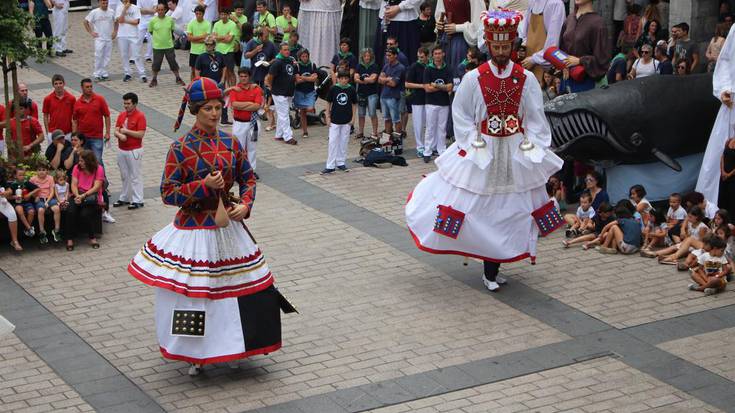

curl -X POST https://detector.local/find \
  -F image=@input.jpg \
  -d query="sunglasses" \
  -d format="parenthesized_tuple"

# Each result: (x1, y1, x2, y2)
(641, 51, 650, 54)
(585, 177, 595, 182)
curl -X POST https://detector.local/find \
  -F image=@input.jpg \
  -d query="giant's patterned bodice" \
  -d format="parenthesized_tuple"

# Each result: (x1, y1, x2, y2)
(478, 62, 527, 137)
(161, 127, 256, 229)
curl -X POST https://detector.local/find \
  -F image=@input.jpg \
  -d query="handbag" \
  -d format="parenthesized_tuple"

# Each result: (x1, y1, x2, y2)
(81, 193, 98, 206)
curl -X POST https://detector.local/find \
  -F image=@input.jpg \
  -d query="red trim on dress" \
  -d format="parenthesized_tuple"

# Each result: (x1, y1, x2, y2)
(145, 241, 263, 268)
(408, 226, 533, 263)
(127, 262, 274, 299)
(159, 342, 282, 365)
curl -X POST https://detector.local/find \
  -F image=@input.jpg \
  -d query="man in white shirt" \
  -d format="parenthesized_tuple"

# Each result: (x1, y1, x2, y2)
(51, 0, 73, 56)
(138, 0, 157, 61)
(166, 0, 187, 41)
(115, 0, 148, 82)
(84, 0, 117, 81)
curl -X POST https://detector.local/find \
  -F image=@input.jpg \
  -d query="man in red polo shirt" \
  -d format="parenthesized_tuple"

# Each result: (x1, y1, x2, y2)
(42, 74, 76, 144)
(72, 78, 111, 164)
(13, 83, 40, 119)
(227, 67, 263, 179)
(113, 92, 146, 210)
(9, 99, 44, 159)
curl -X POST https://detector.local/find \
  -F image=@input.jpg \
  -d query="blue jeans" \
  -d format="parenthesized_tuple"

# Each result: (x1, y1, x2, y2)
(84, 138, 105, 166)
(380, 97, 400, 124)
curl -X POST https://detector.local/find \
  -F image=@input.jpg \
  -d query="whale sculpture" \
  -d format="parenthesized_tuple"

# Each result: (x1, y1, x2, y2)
(544, 73, 720, 171)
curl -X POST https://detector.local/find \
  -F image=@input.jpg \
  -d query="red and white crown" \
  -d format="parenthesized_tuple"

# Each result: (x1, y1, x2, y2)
(481, 9, 523, 43)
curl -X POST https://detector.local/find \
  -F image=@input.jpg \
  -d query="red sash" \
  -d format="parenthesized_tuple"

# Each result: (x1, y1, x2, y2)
(477, 62, 526, 137)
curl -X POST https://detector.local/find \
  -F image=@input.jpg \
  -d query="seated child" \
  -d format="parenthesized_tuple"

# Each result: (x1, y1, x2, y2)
(547, 182, 560, 211)
(54, 170, 69, 210)
(9, 166, 40, 238)
(709, 209, 729, 233)
(655, 206, 710, 265)
(683, 191, 719, 222)
(562, 202, 613, 249)
(629, 184, 652, 227)
(599, 201, 642, 254)
(564, 192, 595, 238)
(548, 174, 567, 212)
(29, 163, 61, 244)
(641, 192, 687, 255)
(679, 233, 713, 272)
(689, 235, 729, 296)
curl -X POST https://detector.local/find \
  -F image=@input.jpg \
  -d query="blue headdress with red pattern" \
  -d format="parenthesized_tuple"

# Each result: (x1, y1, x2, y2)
(173, 77, 225, 131)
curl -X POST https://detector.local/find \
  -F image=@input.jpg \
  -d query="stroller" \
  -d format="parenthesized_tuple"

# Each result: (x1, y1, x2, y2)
(290, 66, 332, 129)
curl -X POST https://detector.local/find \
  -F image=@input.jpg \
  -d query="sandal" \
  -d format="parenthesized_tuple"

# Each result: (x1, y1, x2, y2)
(89, 240, 100, 249)
(66, 243, 74, 251)
(561, 240, 570, 248)
(265, 126, 275, 132)
(10, 241, 22, 252)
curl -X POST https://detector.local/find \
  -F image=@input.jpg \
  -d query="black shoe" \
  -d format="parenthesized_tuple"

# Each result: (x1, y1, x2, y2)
(129, 59, 135, 64)
(123, 74, 132, 82)
(128, 203, 143, 210)
(432, 150, 439, 156)
(253, 172, 260, 180)
(145, 58, 152, 63)
(423, 155, 431, 163)
(320, 168, 335, 175)
(112, 200, 130, 207)
(55, 51, 66, 57)
(337, 165, 349, 172)
(63, 49, 73, 54)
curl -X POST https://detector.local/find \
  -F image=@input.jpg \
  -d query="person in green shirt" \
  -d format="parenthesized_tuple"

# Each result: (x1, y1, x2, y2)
(186, 5, 212, 81)
(274, 4, 297, 44)
(213, 9, 239, 89)
(148, 3, 184, 87)
(255, 0, 276, 42)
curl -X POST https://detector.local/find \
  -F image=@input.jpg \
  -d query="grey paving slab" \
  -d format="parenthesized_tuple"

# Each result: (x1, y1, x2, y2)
(625, 304, 735, 344)
(0, 268, 165, 413)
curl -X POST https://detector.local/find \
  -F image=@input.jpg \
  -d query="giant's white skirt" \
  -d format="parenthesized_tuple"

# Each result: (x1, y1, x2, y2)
(696, 104, 734, 203)
(299, 10, 342, 67)
(406, 172, 549, 262)
(129, 223, 273, 299)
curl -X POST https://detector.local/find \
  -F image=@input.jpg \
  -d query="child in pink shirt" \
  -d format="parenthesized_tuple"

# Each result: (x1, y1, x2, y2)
(29, 164, 61, 244)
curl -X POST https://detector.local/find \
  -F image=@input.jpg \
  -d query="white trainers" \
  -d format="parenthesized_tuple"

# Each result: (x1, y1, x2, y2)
(102, 211, 116, 223)
(483, 278, 500, 292)
(496, 274, 507, 285)
(187, 363, 202, 376)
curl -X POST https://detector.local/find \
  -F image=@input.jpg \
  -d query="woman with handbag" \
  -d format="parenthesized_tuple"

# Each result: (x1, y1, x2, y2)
(128, 77, 284, 376)
(65, 149, 104, 251)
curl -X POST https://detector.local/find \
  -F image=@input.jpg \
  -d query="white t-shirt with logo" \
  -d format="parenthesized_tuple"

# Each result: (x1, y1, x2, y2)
(666, 206, 687, 221)
(576, 205, 595, 220)
(698, 252, 729, 276)
(115, 3, 142, 38)
(85, 7, 116, 40)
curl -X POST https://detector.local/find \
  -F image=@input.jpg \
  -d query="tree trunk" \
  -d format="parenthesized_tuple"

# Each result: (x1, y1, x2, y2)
(2, 57, 9, 162)
(10, 63, 22, 162)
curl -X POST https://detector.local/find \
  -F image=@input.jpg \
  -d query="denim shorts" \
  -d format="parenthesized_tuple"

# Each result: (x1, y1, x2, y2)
(399, 93, 407, 113)
(380, 97, 401, 123)
(34, 198, 58, 210)
(358, 94, 378, 118)
(293, 90, 317, 109)
(17, 202, 35, 213)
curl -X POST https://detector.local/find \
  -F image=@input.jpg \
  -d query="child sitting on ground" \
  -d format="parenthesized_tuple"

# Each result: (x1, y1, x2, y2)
(29, 163, 61, 244)
(679, 233, 713, 272)
(564, 192, 595, 238)
(641, 192, 687, 255)
(548, 174, 567, 212)
(54, 170, 69, 210)
(9, 166, 40, 238)
(563, 202, 613, 249)
(629, 184, 653, 228)
(598, 201, 642, 254)
(689, 235, 730, 296)
(709, 209, 729, 233)
(654, 206, 710, 265)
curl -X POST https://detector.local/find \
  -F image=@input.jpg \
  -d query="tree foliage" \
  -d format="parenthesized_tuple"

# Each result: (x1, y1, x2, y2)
(0, 0, 50, 161)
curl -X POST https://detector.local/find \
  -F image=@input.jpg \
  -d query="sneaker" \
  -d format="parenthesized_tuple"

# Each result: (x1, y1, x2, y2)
(704, 288, 717, 296)
(336, 165, 349, 172)
(102, 211, 116, 223)
(416, 148, 424, 158)
(483, 278, 500, 292)
(187, 364, 201, 376)
(23, 228, 32, 237)
(123, 74, 132, 82)
(27, 227, 35, 237)
(39, 232, 48, 245)
(598, 246, 617, 254)
(128, 203, 143, 210)
(63, 49, 73, 54)
(55, 51, 66, 57)
(565, 229, 574, 238)
(51, 229, 60, 242)
(94, 76, 102, 82)
(320, 168, 335, 175)
(302, 133, 309, 139)
(129, 59, 135, 64)
(688, 283, 698, 291)
(112, 200, 130, 207)
(101, 75, 109, 81)
(423, 155, 431, 164)
(141, 76, 148, 83)
(496, 274, 507, 285)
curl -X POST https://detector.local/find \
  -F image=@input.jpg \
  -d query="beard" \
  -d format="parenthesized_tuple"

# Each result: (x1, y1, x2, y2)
(490, 53, 511, 69)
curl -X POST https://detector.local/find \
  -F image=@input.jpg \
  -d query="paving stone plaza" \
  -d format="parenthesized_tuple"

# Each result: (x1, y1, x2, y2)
(1, 11, 735, 413)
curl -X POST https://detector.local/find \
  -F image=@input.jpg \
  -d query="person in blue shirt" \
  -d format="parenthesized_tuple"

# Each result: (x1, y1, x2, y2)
(599, 201, 642, 254)
(378, 47, 406, 137)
